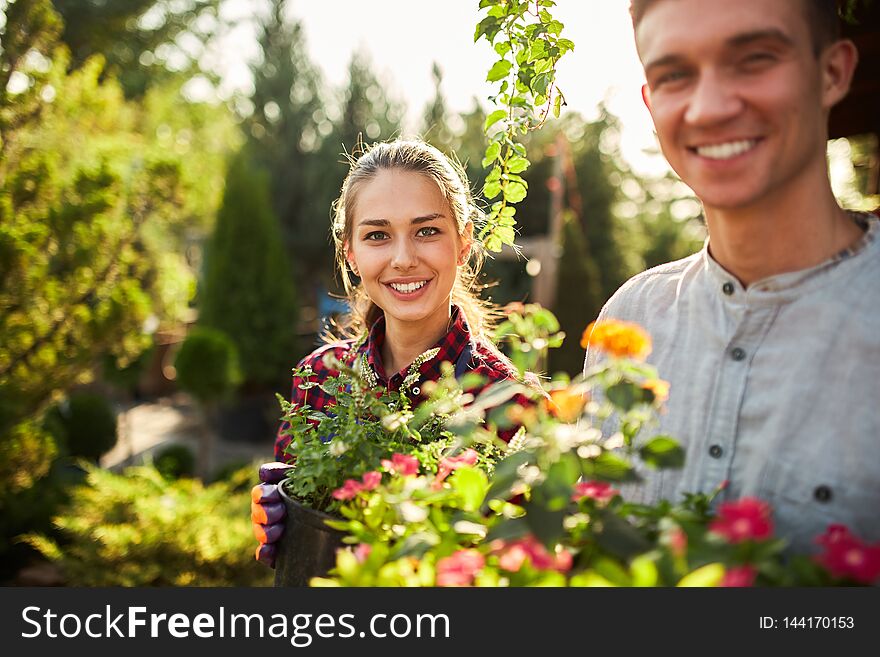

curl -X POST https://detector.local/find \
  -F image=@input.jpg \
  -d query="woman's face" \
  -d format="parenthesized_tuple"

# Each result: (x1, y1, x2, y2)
(346, 168, 471, 329)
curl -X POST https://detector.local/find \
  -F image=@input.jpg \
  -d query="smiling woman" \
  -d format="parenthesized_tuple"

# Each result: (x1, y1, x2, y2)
(253, 139, 531, 568)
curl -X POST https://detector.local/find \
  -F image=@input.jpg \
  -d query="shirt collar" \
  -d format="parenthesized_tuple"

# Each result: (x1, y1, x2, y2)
(701, 211, 878, 302)
(361, 305, 471, 387)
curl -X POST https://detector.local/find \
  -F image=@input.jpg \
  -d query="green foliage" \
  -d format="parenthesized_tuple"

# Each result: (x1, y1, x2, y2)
(476, 0, 574, 252)
(153, 443, 196, 480)
(52, 0, 224, 98)
(48, 391, 118, 461)
(278, 354, 504, 515)
(21, 463, 273, 586)
(198, 149, 298, 389)
(173, 326, 242, 403)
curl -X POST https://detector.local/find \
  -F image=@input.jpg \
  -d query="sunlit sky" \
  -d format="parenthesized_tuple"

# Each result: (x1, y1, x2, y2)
(213, 0, 669, 176)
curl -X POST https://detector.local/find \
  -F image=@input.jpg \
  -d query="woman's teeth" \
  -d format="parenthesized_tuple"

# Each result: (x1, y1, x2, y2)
(389, 281, 427, 294)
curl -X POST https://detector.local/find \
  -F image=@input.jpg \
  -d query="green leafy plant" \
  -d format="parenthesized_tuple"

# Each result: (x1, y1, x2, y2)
(310, 311, 879, 587)
(475, 0, 574, 252)
(276, 355, 505, 516)
(21, 463, 272, 586)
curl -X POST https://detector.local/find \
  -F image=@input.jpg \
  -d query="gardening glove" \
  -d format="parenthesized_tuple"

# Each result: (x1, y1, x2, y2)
(251, 461, 294, 568)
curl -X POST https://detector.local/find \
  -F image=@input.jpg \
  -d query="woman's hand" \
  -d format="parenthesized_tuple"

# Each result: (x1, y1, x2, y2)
(251, 462, 293, 568)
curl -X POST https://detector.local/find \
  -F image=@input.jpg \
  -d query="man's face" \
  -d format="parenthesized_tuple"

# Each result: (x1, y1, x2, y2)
(636, 0, 838, 212)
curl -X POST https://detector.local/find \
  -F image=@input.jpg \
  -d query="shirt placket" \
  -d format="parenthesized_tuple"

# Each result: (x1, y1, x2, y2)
(689, 297, 778, 498)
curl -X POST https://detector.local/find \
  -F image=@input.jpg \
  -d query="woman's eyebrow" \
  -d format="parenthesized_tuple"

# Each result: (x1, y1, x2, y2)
(357, 213, 445, 228)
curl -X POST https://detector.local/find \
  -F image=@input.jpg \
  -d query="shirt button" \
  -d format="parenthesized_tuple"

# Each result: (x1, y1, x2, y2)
(814, 485, 833, 503)
(412, 386, 420, 396)
(709, 444, 723, 458)
(722, 282, 735, 295)
(730, 347, 746, 361)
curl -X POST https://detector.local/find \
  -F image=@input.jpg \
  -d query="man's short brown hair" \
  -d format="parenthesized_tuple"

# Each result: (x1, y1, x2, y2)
(630, 0, 842, 51)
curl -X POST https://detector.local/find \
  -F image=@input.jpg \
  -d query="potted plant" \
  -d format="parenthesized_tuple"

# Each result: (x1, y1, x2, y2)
(272, 354, 505, 586)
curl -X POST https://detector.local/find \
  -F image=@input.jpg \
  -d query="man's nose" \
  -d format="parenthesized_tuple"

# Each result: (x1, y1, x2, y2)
(684, 70, 743, 127)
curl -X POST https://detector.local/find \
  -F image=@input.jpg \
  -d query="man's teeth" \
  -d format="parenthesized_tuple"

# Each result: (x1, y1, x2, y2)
(389, 281, 427, 293)
(695, 139, 757, 160)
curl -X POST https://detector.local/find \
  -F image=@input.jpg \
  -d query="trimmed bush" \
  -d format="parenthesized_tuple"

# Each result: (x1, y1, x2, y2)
(51, 392, 118, 462)
(153, 444, 196, 480)
(173, 326, 242, 403)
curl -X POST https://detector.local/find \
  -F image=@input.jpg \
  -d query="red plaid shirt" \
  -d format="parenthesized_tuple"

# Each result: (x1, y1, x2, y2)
(274, 306, 527, 460)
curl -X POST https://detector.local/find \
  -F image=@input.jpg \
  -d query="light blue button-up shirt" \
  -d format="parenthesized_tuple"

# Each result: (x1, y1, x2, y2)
(585, 212, 880, 556)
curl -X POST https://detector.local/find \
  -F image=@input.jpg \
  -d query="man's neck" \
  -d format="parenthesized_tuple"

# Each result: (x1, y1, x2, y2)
(704, 175, 863, 287)
(381, 306, 451, 377)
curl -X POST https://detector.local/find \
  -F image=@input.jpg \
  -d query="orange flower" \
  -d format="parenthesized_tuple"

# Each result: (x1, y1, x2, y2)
(543, 388, 587, 423)
(580, 320, 652, 361)
(641, 378, 670, 403)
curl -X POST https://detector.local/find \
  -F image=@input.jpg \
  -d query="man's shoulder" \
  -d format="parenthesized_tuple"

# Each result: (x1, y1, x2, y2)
(604, 252, 702, 318)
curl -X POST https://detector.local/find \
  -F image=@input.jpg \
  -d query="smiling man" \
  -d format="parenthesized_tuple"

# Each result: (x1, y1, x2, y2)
(586, 0, 880, 556)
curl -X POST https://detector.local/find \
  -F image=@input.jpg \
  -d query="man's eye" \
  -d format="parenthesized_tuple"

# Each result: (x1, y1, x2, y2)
(740, 52, 775, 69)
(364, 231, 388, 241)
(654, 70, 689, 88)
(417, 226, 440, 237)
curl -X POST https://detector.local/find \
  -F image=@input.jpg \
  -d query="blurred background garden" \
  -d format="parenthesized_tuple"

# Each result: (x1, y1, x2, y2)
(1, 0, 876, 587)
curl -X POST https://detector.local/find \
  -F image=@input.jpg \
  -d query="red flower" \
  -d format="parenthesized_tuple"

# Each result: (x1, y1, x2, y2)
(709, 497, 774, 543)
(433, 449, 479, 489)
(382, 453, 420, 477)
(436, 549, 485, 587)
(332, 479, 364, 501)
(665, 527, 688, 558)
(492, 535, 572, 573)
(361, 471, 381, 490)
(572, 480, 619, 504)
(332, 471, 381, 500)
(721, 565, 757, 587)
(815, 525, 880, 584)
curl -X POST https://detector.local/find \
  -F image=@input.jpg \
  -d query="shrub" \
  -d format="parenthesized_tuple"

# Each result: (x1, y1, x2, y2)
(173, 326, 242, 404)
(153, 444, 196, 480)
(50, 392, 118, 462)
(22, 463, 273, 586)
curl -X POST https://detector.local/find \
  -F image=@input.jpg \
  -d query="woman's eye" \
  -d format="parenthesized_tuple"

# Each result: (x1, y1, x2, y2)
(364, 231, 388, 241)
(417, 226, 440, 237)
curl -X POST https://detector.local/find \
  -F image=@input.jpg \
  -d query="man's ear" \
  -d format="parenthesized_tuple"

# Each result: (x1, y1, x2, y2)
(641, 83, 653, 113)
(821, 39, 858, 110)
(458, 221, 474, 265)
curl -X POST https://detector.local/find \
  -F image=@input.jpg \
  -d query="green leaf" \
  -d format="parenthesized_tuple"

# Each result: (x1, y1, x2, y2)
(483, 181, 502, 199)
(593, 557, 633, 586)
(630, 555, 660, 587)
(482, 142, 502, 168)
(485, 449, 532, 503)
(494, 41, 511, 56)
(639, 435, 685, 469)
(606, 381, 652, 412)
(484, 109, 507, 132)
(487, 59, 513, 82)
(570, 571, 617, 587)
(523, 500, 566, 544)
(507, 156, 530, 174)
(593, 510, 653, 560)
(474, 16, 501, 42)
(531, 71, 551, 97)
(557, 38, 575, 53)
(581, 452, 639, 483)
(484, 234, 503, 253)
(495, 225, 516, 245)
(503, 181, 527, 203)
(449, 467, 488, 512)
(677, 563, 725, 587)
(552, 94, 563, 118)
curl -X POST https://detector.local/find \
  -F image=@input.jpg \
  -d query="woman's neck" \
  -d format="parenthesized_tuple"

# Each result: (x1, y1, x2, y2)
(381, 304, 452, 376)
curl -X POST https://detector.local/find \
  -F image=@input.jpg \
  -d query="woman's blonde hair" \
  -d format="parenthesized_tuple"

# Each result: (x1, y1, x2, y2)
(328, 138, 500, 343)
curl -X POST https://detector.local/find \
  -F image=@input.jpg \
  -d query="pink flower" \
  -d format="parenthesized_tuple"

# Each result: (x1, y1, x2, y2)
(571, 480, 619, 504)
(665, 527, 688, 558)
(332, 479, 364, 501)
(381, 453, 420, 477)
(354, 543, 372, 563)
(815, 525, 880, 584)
(492, 535, 572, 573)
(331, 471, 381, 500)
(436, 549, 485, 587)
(361, 471, 381, 490)
(709, 497, 774, 544)
(721, 565, 757, 587)
(433, 448, 479, 488)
